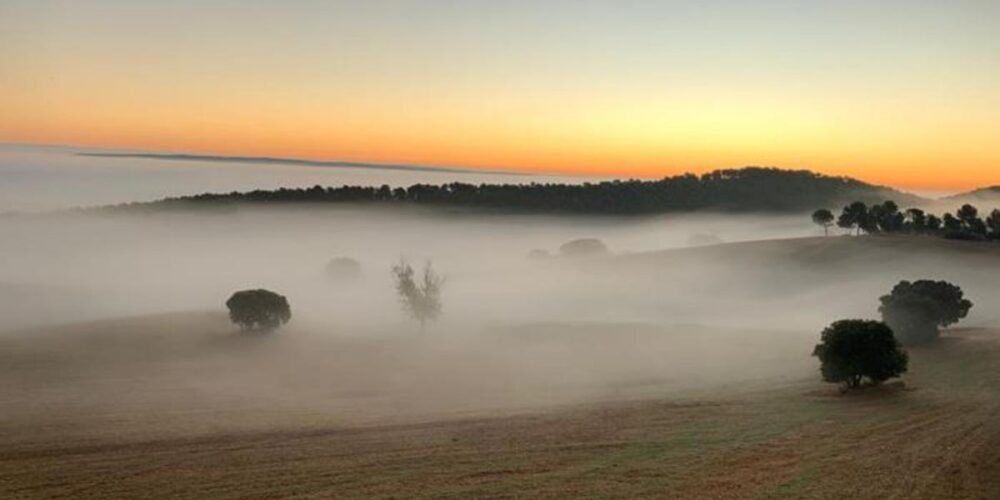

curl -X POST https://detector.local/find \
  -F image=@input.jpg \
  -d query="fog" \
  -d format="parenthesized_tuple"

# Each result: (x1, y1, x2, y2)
(0, 144, 589, 212)
(2, 200, 999, 442)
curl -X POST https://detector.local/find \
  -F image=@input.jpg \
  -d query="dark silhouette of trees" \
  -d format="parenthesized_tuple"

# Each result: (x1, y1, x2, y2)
(812, 209, 834, 236)
(943, 213, 962, 233)
(391, 260, 444, 330)
(987, 209, 1000, 240)
(878, 280, 973, 345)
(118, 167, 910, 215)
(818, 200, 999, 244)
(905, 208, 927, 233)
(837, 202, 870, 235)
(225, 289, 291, 332)
(871, 201, 904, 233)
(812, 320, 908, 390)
(926, 214, 942, 232)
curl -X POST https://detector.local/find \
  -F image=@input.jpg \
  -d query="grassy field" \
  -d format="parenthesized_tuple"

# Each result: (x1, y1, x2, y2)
(1, 315, 998, 499)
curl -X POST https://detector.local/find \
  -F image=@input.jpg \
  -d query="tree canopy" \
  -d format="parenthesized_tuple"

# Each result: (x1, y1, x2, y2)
(878, 280, 973, 345)
(225, 289, 292, 332)
(812, 209, 834, 236)
(812, 319, 908, 389)
(820, 200, 1000, 242)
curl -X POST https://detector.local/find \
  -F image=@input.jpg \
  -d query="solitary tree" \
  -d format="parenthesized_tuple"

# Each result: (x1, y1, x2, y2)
(812, 209, 835, 236)
(812, 319, 908, 390)
(391, 260, 444, 330)
(225, 289, 291, 332)
(879, 280, 973, 345)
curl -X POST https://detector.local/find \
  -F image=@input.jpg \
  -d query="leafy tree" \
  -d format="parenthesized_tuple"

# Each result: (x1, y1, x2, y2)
(812, 319, 908, 390)
(837, 202, 869, 235)
(987, 209, 1000, 239)
(391, 260, 444, 330)
(957, 204, 979, 227)
(878, 280, 973, 344)
(872, 200, 904, 232)
(812, 209, 835, 236)
(905, 208, 927, 233)
(225, 289, 291, 332)
(942, 213, 962, 233)
(926, 214, 942, 232)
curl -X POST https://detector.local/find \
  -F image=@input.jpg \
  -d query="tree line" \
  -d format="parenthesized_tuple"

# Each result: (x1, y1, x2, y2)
(113, 167, 903, 214)
(813, 201, 1000, 241)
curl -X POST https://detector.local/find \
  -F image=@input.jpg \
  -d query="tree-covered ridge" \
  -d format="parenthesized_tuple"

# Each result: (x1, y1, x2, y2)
(107, 167, 911, 214)
(819, 200, 1000, 242)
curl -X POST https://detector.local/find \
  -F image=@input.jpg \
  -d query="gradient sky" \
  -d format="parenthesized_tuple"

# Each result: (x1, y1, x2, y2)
(2, 0, 998, 190)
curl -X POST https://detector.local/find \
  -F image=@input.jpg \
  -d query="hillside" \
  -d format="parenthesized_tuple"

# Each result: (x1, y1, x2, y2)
(101, 167, 922, 215)
(947, 186, 1000, 206)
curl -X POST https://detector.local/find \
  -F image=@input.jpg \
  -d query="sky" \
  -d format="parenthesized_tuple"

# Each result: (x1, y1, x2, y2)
(1, 0, 999, 191)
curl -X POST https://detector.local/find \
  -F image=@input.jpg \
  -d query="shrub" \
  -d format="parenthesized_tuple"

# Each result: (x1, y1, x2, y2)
(225, 289, 292, 332)
(812, 319, 908, 389)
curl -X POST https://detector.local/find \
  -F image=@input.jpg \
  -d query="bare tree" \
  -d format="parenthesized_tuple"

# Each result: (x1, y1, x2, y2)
(391, 259, 444, 330)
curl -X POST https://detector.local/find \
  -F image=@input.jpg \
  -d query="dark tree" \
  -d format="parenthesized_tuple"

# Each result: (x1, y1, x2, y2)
(987, 209, 1000, 239)
(905, 208, 927, 233)
(878, 280, 973, 345)
(872, 201, 903, 232)
(942, 213, 962, 233)
(812, 209, 835, 236)
(926, 214, 942, 232)
(225, 289, 292, 332)
(391, 260, 444, 330)
(838, 202, 869, 235)
(812, 320, 908, 390)
(957, 204, 979, 227)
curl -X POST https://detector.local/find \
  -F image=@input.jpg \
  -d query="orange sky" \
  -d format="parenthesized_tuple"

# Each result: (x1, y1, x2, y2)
(2, 1, 999, 191)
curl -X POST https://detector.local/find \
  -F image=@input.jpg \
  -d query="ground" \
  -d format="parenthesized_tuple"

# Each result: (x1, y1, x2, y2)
(1, 316, 998, 499)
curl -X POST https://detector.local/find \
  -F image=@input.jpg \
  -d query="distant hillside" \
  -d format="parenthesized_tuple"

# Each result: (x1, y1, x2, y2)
(107, 167, 921, 215)
(947, 186, 1000, 205)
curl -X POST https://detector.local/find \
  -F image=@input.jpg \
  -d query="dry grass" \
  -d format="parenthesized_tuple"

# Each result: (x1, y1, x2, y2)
(1, 313, 999, 499)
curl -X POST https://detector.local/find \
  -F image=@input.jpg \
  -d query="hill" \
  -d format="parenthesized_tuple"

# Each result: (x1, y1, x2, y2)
(101, 167, 921, 215)
(946, 186, 1000, 206)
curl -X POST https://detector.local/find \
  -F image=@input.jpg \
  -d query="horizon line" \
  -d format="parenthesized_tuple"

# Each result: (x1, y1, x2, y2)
(75, 152, 534, 176)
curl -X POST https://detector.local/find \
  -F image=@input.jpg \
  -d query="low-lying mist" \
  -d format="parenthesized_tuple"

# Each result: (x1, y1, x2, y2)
(2, 205, 998, 441)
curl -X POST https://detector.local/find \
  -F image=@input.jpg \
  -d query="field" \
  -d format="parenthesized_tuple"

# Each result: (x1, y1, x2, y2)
(2, 234, 1000, 499)
(1, 315, 999, 498)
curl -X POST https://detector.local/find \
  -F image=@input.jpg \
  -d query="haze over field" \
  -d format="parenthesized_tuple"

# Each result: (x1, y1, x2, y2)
(3, 1, 1000, 498)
